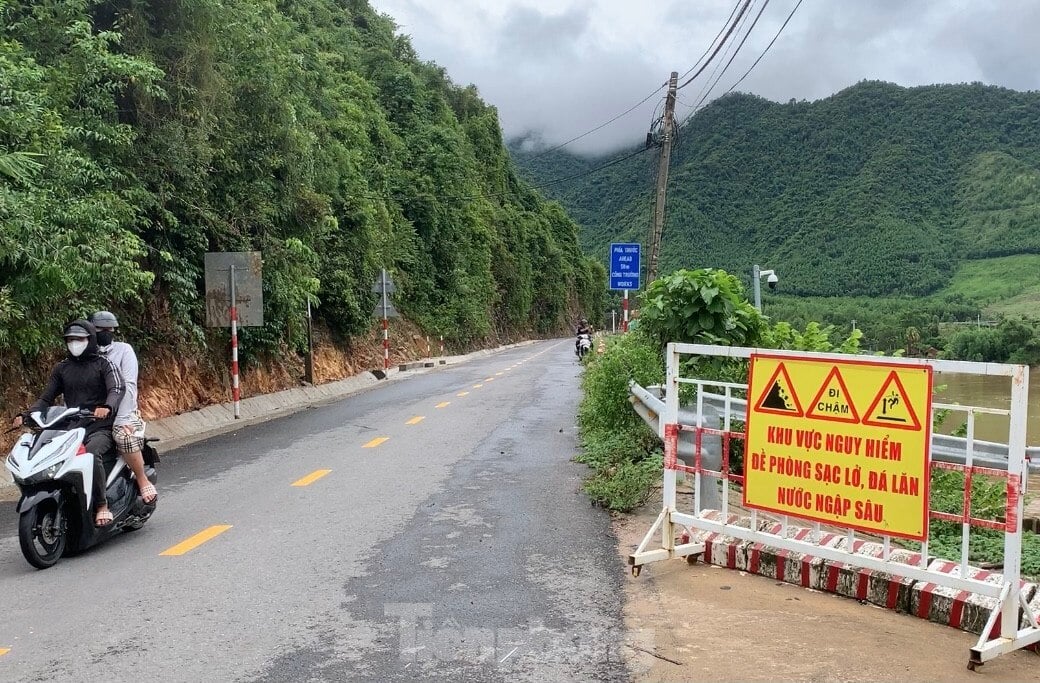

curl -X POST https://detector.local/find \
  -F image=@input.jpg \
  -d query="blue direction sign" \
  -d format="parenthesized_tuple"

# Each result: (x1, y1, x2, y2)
(609, 243, 641, 291)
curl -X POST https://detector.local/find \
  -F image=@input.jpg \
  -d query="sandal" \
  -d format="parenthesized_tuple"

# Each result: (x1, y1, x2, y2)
(95, 508, 113, 527)
(140, 483, 157, 505)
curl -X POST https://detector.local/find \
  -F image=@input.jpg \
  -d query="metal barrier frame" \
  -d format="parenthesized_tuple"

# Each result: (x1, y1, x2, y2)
(629, 343, 1038, 668)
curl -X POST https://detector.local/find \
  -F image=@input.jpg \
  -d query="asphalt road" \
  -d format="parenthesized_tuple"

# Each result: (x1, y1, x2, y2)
(0, 340, 629, 682)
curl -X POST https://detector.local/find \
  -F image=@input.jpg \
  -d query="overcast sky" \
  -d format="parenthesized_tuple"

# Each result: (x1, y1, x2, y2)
(367, 0, 1040, 156)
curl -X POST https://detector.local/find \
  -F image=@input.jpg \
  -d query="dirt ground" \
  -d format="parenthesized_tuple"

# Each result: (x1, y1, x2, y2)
(616, 496, 1040, 682)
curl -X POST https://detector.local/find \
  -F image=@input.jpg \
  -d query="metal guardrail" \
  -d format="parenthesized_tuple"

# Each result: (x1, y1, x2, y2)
(629, 382, 1040, 473)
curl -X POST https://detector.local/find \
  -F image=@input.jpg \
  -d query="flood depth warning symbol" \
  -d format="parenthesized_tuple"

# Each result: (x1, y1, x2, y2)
(753, 363, 804, 417)
(806, 366, 860, 424)
(863, 370, 922, 431)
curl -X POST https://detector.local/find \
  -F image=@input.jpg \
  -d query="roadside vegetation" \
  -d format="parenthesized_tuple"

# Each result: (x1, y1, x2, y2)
(0, 0, 603, 375)
(577, 268, 1040, 575)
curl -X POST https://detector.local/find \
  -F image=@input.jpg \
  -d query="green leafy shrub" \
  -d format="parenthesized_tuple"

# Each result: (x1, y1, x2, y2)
(639, 268, 765, 349)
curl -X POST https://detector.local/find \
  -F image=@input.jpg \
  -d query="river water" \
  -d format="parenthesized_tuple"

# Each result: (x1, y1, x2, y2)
(933, 370, 1040, 444)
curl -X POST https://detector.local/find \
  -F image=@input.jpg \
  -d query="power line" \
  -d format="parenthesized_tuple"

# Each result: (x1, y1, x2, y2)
(686, 0, 761, 113)
(724, 0, 805, 95)
(677, 0, 745, 82)
(691, 0, 772, 111)
(676, 0, 752, 90)
(677, 0, 803, 128)
(522, 83, 667, 160)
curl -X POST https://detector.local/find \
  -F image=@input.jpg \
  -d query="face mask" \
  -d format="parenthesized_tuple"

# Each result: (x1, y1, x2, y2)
(67, 340, 88, 357)
(96, 331, 113, 347)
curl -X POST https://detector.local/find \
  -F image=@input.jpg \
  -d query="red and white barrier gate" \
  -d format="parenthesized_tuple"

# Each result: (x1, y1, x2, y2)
(629, 343, 1038, 669)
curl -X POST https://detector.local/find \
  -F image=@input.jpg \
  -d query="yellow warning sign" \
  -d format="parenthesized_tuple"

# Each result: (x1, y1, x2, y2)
(805, 366, 860, 424)
(862, 371, 922, 431)
(752, 363, 804, 417)
(744, 354, 933, 540)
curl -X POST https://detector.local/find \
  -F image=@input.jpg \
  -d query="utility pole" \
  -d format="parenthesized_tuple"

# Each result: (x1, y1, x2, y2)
(646, 71, 678, 285)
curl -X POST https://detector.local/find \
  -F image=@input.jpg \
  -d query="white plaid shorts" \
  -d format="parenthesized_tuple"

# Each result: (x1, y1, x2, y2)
(114, 412, 146, 455)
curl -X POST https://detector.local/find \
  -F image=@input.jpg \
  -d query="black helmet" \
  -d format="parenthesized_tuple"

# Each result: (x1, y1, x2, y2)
(89, 310, 119, 329)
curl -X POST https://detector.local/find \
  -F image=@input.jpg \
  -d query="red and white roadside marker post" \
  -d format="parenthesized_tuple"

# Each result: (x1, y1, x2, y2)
(382, 317, 389, 371)
(204, 251, 263, 419)
(372, 268, 399, 375)
(229, 264, 240, 418)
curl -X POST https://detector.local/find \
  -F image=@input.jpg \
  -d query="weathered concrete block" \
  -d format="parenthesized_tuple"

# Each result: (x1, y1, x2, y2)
(909, 559, 1036, 635)
(821, 539, 924, 611)
(744, 523, 843, 589)
(683, 510, 746, 569)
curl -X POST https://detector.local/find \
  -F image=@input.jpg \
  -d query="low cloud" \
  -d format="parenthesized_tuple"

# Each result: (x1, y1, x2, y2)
(371, 0, 1040, 156)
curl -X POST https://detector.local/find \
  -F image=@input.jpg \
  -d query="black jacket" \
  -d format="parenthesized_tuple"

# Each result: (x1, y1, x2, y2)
(29, 320, 125, 431)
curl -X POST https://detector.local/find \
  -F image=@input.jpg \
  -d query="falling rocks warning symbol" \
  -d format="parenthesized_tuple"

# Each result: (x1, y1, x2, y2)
(762, 383, 791, 411)
(754, 363, 804, 417)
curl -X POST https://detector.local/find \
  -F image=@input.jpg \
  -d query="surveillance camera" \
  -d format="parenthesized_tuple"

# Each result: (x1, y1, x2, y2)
(767, 273, 778, 290)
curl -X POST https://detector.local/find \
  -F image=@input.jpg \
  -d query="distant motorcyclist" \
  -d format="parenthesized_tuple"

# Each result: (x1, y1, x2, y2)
(91, 310, 156, 505)
(13, 320, 125, 527)
(575, 317, 593, 353)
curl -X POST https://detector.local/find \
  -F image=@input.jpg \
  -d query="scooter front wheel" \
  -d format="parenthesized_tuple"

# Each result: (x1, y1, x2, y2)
(19, 500, 66, 569)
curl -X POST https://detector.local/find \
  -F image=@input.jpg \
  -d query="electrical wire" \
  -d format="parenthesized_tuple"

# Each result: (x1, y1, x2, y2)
(724, 0, 805, 95)
(522, 82, 667, 160)
(687, 0, 760, 113)
(691, 0, 771, 111)
(677, 0, 745, 82)
(676, 0, 752, 90)
(677, 0, 802, 129)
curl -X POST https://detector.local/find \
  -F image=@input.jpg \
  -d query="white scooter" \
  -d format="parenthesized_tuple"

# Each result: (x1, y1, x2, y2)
(5, 406, 158, 569)
(575, 333, 592, 360)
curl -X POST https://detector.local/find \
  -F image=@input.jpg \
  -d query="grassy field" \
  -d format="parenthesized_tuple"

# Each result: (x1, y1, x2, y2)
(939, 254, 1040, 318)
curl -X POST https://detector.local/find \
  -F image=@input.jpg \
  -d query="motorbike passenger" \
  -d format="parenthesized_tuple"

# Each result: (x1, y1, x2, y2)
(575, 318, 593, 353)
(90, 310, 156, 505)
(12, 320, 125, 527)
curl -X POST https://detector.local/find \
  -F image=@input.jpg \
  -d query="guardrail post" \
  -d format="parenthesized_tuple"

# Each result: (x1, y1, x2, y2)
(661, 343, 681, 549)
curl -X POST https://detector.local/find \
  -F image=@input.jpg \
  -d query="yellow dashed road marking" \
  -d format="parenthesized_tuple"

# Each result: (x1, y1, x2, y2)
(435, 402, 451, 409)
(457, 391, 470, 397)
(292, 469, 332, 487)
(363, 437, 390, 448)
(160, 525, 233, 556)
(473, 384, 483, 389)
(0, 648, 9, 657)
(406, 416, 426, 425)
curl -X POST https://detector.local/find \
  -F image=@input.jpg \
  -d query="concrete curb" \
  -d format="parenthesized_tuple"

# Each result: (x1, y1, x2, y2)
(2, 339, 542, 489)
(683, 509, 1034, 638)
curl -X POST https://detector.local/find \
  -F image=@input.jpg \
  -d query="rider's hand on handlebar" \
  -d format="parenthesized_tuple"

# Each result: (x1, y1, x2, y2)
(93, 406, 110, 420)
(11, 415, 22, 428)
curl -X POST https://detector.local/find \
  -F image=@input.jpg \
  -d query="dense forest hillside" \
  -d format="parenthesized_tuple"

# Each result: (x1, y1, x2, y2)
(0, 0, 604, 368)
(512, 81, 1040, 298)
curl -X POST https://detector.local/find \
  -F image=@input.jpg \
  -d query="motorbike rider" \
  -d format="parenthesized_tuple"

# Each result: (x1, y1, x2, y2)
(90, 310, 156, 505)
(12, 320, 125, 526)
(575, 317, 593, 353)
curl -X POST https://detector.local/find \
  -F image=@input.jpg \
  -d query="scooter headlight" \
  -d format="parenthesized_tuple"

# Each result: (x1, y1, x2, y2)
(16, 463, 62, 486)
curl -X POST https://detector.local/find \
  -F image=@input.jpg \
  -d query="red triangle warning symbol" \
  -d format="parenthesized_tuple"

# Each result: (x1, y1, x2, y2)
(753, 363, 804, 417)
(863, 371, 922, 431)
(806, 366, 861, 424)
